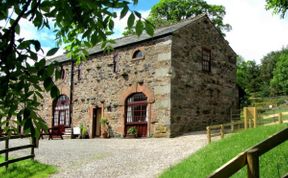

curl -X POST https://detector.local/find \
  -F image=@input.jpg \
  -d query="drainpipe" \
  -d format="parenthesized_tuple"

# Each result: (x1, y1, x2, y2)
(69, 59, 74, 132)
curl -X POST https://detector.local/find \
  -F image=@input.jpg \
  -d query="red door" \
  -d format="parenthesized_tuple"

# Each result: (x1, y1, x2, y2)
(125, 93, 148, 137)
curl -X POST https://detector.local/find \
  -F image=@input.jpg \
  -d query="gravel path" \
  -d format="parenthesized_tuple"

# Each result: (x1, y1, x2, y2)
(4, 131, 207, 178)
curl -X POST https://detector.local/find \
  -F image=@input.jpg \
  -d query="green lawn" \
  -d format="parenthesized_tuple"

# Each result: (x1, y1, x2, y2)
(0, 156, 57, 178)
(160, 124, 288, 178)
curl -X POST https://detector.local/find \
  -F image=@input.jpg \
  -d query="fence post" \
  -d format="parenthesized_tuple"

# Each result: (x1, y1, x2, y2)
(244, 107, 248, 129)
(220, 125, 224, 139)
(231, 120, 234, 132)
(206, 126, 211, 143)
(278, 113, 283, 124)
(247, 148, 259, 178)
(31, 137, 36, 161)
(253, 107, 257, 128)
(5, 137, 9, 169)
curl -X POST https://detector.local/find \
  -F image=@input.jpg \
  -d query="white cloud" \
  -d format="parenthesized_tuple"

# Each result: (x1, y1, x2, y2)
(206, 0, 288, 63)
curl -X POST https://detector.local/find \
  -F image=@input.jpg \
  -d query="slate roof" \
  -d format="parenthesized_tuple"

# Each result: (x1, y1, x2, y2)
(47, 14, 207, 64)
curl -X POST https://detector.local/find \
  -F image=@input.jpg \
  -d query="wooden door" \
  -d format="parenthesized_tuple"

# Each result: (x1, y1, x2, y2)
(92, 108, 101, 138)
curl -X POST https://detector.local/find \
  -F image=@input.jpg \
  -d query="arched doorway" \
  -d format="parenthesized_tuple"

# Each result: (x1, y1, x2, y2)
(53, 95, 70, 127)
(125, 92, 148, 137)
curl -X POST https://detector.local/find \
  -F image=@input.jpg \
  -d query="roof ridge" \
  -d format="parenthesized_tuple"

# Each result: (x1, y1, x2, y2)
(46, 14, 208, 64)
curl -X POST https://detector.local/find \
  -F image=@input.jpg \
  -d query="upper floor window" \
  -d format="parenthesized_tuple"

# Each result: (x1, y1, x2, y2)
(113, 53, 119, 73)
(77, 64, 82, 81)
(132, 49, 144, 60)
(60, 66, 66, 79)
(202, 48, 211, 72)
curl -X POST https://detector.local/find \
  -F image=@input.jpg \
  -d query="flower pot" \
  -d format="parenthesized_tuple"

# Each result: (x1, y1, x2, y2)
(126, 134, 137, 138)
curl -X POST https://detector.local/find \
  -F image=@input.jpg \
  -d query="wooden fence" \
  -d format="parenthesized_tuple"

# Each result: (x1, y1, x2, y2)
(0, 135, 36, 169)
(206, 120, 243, 143)
(207, 127, 288, 178)
(207, 107, 288, 143)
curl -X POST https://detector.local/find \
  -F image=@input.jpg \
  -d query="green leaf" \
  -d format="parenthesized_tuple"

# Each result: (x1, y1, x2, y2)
(133, 0, 138, 5)
(15, 24, 20, 35)
(36, 58, 46, 69)
(145, 21, 154, 36)
(31, 40, 41, 51)
(134, 11, 142, 18)
(43, 77, 53, 91)
(120, 6, 129, 19)
(135, 20, 144, 36)
(108, 20, 114, 30)
(47, 48, 59, 56)
(46, 64, 54, 76)
(50, 85, 60, 99)
(127, 13, 135, 29)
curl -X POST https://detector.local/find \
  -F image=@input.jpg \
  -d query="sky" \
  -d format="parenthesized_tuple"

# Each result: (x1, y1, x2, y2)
(14, 0, 288, 63)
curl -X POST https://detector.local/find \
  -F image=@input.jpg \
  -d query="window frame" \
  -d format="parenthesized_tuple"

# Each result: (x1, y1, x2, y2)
(202, 48, 212, 72)
(125, 93, 148, 124)
(113, 53, 119, 73)
(132, 49, 145, 60)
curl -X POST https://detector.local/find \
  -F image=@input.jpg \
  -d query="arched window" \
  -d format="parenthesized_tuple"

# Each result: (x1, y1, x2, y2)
(53, 95, 70, 127)
(132, 49, 144, 59)
(126, 93, 147, 123)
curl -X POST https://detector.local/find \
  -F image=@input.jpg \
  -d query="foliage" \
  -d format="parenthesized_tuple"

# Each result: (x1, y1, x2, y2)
(79, 123, 88, 138)
(266, 0, 288, 18)
(127, 127, 137, 135)
(124, 0, 231, 36)
(236, 56, 261, 106)
(259, 50, 282, 96)
(0, 0, 153, 137)
(0, 156, 57, 178)
(100, 117, 109, 126)
(270, 52, 288, 95)
(160, 124, 288, 178)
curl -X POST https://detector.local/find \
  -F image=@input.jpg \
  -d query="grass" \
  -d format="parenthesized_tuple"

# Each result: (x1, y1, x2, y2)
(160, 124, 288, 178)
(0, 156, 57, 178)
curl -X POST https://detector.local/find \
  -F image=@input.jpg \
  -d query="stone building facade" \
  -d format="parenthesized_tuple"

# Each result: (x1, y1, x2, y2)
(39, 14, 237, 138)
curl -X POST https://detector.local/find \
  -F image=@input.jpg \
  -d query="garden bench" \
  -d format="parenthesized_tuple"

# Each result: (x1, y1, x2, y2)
(48, 125, 65, 140)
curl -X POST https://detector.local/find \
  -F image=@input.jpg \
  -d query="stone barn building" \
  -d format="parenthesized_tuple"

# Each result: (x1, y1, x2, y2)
(39, 14, 237, 138)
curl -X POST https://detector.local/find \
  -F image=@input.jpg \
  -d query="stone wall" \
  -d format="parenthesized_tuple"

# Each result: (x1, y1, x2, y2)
(39, 36, 173, 138)
(170, 16, 237, 137)
(38, 62, 72, 128)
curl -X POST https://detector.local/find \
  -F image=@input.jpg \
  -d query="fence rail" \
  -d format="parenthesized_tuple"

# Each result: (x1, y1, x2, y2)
(208, 127, 288, 178)
(0, 134, 36, 169)
(206, 120, 243, 143)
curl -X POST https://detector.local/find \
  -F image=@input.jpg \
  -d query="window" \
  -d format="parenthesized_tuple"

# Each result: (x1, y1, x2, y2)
(132, 49, 144, 59)
(60, 66, 66, 79)
(126, 93, 147, 123)
(202, 48, 211, 72)
(53, 95, 70, 127)
(77, 64, 82, 80)
(113, 53, 119, 73)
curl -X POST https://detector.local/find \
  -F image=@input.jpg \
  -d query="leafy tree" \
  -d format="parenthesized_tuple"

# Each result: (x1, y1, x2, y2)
(236, 57, 261, 95)
(259, 48, 288, 96)
(123, 0, 231, 36)
(270, 52, 288, 95)
(0, 0, 153, 137)
(266, 0, 288, 17)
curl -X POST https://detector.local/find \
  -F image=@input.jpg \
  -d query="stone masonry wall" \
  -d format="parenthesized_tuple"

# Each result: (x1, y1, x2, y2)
(170, 17, 237, 137)
(39, 36, 173, 138)
(38, 62, 72, 128)
(72, 36, 172, 137)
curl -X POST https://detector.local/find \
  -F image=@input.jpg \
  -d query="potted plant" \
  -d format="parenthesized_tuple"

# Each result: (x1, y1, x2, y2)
(100, 117, 109, 138)
(80, 123, 89, 139)
(126, 127, 137, 138)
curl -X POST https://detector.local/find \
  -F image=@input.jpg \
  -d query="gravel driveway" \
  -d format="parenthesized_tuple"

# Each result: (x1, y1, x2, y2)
(5, 132, 207, 178)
